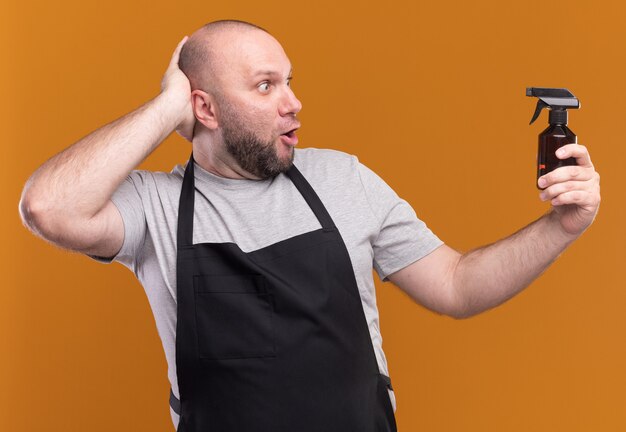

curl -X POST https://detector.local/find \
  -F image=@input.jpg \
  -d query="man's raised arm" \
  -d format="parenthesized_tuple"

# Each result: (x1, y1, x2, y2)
(388, 143, 601, 319)
(18, 36, 194, 258)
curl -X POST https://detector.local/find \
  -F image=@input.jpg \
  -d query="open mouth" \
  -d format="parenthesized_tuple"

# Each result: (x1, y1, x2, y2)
(281, 128, 298, 138)
(279, 127, 300, 146)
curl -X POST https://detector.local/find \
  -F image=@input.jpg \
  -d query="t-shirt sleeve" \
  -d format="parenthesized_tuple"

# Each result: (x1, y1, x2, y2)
(87, 171, 147, 271)
(357, 161, 444, 282)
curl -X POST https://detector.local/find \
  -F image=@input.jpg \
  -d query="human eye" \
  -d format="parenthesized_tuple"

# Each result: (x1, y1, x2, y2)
(258, 81, 271, 93)
(287, 76, 293, 87)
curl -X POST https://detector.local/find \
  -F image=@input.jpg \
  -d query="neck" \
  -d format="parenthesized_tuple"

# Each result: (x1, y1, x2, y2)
(192, 133, 263, 181)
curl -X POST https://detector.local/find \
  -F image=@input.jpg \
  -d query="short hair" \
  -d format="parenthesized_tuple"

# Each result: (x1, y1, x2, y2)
(178, 20, 270, 95)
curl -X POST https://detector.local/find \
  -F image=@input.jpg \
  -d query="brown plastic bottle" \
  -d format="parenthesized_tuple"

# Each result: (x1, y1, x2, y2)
(537, 109, 577, 190)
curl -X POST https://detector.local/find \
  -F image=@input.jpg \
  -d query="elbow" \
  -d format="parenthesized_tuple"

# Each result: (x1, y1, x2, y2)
(443, 297, 474, 320)
(19, 178, 44, 231)
(19, 192, 41, 232)
(445, 280, 479, 320)
(18, 191, 59, 239)
(447, 307, 476, 320)
(443, 257, 478, 320)
(445, 285, 498, 320)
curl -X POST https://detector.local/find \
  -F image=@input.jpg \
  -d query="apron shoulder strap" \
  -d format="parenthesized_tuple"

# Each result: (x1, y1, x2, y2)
(177, 152, 196, 248)
(285, 163, 335, 231)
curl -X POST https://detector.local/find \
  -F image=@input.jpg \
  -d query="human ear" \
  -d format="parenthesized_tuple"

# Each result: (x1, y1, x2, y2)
(191, 89, 219, 130)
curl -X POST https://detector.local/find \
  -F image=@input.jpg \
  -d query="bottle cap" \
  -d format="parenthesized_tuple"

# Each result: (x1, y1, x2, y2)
(548, 109, 568, 125)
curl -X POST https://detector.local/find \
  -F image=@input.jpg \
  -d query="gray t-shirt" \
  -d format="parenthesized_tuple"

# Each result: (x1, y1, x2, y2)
(91, 147, 443, 428)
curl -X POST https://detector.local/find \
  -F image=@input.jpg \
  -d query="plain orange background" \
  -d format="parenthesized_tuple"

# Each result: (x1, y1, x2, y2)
(3, 0, 624, 430)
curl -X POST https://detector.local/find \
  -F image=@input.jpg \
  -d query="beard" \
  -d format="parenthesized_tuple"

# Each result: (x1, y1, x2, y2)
(219, 108, 295, 180)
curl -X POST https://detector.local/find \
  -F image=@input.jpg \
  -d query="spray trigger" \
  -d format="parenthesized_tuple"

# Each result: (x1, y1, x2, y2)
(529, 100, 549, 125)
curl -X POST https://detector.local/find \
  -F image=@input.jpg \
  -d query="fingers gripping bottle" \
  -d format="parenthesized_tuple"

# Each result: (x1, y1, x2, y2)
(526, 87, 581, 190)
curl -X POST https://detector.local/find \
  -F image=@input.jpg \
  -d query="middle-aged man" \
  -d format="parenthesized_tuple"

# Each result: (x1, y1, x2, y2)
(18, 19, 601, 432)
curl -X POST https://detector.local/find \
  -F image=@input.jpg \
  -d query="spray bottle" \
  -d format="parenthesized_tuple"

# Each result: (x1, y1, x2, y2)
(526, 87, 581, 190)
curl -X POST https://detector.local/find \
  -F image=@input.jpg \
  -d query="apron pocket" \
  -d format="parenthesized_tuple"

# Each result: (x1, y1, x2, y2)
(194, 274, 276, 360)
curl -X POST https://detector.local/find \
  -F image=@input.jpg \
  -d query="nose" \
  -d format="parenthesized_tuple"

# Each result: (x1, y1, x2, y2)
(279, 85, 302, 117)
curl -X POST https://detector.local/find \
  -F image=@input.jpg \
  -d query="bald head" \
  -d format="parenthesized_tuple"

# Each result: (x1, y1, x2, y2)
(179, 20, 271, 97)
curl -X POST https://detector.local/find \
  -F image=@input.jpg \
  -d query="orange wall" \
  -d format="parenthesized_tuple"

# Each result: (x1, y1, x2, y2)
(3, 1, 624, 430)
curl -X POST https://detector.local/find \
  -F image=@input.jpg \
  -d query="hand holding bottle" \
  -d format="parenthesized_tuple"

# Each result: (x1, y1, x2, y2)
(537, 143, 601, 236)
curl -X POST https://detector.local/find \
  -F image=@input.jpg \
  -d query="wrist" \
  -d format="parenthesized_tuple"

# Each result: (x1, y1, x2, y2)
(545, 209, 580, 245)
(155, 89, 190, 127)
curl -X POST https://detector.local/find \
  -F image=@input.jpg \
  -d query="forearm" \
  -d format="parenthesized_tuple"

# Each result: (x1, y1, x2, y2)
(21, 90, 183, 225)
(452, 209, 579, 318)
